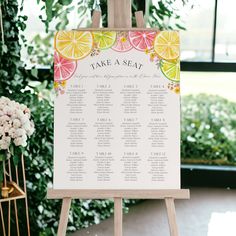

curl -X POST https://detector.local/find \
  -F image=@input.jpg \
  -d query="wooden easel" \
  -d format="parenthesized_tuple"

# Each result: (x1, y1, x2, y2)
(47, 1, 190, 235)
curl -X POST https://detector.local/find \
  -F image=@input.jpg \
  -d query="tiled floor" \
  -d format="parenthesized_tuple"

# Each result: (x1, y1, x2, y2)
(70, 188, 236, 236)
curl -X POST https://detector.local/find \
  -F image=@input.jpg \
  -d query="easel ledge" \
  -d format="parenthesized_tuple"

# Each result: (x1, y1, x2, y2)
(47, 189, 190, 199)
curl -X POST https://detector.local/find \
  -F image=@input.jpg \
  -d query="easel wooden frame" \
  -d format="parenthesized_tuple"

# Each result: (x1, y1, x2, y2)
(48, 1, 190, 235)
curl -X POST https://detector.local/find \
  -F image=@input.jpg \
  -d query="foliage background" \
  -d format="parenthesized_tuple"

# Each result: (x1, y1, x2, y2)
(181, 94, 236, 165)
(1, 0, 235, 235)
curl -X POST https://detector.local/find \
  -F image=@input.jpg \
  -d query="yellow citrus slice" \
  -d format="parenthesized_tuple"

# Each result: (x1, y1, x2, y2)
(55, 31, 93, 60)
(154, 31, 179, 60)
(160, 59, 180, 82)
(92, 31, 116, 50)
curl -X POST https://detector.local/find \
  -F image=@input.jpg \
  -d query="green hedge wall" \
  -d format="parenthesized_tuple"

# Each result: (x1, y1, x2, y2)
(181, 94, 236, 165)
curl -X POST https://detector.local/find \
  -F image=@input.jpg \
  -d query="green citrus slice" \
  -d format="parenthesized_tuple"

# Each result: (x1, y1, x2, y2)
(160, 59, 180, 82)
(92, 31, 116, 50)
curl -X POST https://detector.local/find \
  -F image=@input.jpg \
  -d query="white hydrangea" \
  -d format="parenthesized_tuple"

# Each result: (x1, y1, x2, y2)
(0, 96, 35, 150)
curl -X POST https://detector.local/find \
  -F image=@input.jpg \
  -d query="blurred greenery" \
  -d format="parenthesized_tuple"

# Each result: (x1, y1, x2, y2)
(27, 33, 54, 66)
(181, 94, 236, 165)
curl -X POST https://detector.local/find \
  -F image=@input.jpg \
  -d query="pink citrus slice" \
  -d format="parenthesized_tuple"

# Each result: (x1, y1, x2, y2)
(54, 52, 77, 81)
(128, 31, 157, 51)
(112, 32, 132, 52)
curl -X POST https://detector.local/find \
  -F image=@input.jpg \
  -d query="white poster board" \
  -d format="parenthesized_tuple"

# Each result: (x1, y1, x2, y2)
(53, 30, 180, 189)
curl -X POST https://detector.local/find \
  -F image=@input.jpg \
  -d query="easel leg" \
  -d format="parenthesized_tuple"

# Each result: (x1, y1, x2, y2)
(165, 198, 179, 236)
(57, 198, 72, 236)
(114, 197, 123, 236)
(0, 203, 6, 236)
(8, 201, 11, 236)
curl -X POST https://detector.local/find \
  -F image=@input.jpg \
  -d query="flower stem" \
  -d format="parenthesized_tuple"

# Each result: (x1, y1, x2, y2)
(3, 161, 6, 187)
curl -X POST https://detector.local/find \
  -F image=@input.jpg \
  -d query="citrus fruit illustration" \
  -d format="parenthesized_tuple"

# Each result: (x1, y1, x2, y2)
(54, 52, 77, 81)
(55, 31, 93, 60)
(112, 32, 132, 52)
(92, 31, 116, 50)
(154, 31, 179, 60)
(160, 59, 180, 82)
(128, 31, 157, 51)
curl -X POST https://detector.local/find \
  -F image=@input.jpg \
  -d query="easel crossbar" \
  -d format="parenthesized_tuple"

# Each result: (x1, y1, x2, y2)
(47, 189, 190, 199)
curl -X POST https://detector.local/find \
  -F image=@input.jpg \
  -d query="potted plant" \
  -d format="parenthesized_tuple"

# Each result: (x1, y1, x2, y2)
(0, 96, 35, 198)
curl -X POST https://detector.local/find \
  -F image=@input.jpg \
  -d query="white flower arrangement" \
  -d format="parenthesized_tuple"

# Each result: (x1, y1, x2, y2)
(0, 96, 35, 151)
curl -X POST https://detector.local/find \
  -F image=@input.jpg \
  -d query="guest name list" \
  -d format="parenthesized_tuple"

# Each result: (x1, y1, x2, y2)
(54, 49, 180, 189)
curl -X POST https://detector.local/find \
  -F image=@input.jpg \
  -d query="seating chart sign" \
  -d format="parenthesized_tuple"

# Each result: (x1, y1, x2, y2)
(53, 30, 181, 189)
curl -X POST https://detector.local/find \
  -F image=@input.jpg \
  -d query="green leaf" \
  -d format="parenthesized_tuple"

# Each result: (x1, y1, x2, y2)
(175, 23, 186, 30)
(27, 45, 34, 55)
(31, 68, 38, 78)
(45, 0, 54, 22)
(58, 0, 73, 6)
(158, 1, 166, 11)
